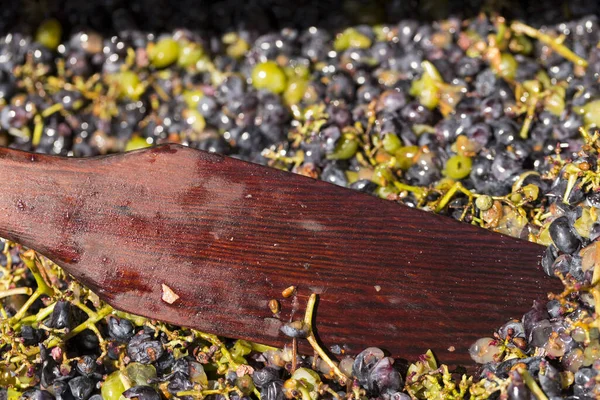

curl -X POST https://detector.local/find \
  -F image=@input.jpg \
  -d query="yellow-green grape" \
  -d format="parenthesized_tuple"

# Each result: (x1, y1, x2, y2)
(125, 136, 150, 152)
(284, 79, 308, 105)
(497, 53, 518, 80)
(475, 195, 493, 211)
(410, 61, 442, 110)
(184, 109, 206, 132)
(445, 155, 472, 180)
(125, 362, 156, 386)
(114, 71, 143, 100)
(544, 87, 565, 116)
(372, 164, 394, 186)
(236, 375, 256, 395)
(223, 32, 250, 58)
(327, 135, 359, 160)
(178, 41, 204, 68)
(580, 99, 600, 127)
(101, 370, 129, 400)
(189, 362, 208, 385)
(7, 389, 21, 400)
(522, 184, 539, 201)
(382, 133, 401, 154)
(231, 339, 253, 358)
(183, 89, 204, 109)
(334, 28, 372, 51)
(252, 61, 287, 94)
(149, 38, 180, 68)
(291, 368, 322, 400)
(395, 145, 419, 170)
(510, 34, 533, 55)
(375, 185, 397, 199)
(35, 19, 62, 50)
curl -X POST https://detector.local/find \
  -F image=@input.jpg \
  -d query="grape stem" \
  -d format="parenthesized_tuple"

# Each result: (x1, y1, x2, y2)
(516, 367, 548, 400)
(303, 293, 349, 385)
(510, 21, 588, 68)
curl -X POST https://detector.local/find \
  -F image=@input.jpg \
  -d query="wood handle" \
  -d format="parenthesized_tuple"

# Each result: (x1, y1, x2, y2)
(0, 148, 87, 264)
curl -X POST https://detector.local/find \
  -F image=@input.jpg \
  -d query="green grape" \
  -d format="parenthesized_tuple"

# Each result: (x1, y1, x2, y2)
(327, 135, 358, 160)
(395, 146, 419, 170)
(251, 61, 287, 94)
(101, 370, 129, 400)
(236, 375, 256, 394)
(114, 71, 143, 100)
(544, 87, 565, 116)
(375, 185, 397, 199)
(125, 136, 150, 152)
(183, 89, 204, 109)
(291, 367, 321, 400)
(224, 33, 250, 58)
(125, 362, 156, 386)
(284, 79, 308, 105)
(184, 109, 206, 132)
(410, 61, 442, 110)
(382, 133, 402, 154)
(445, 155, 472, 180)
(497, 53, 518, 80)
(475, 195, 493, 211)
(231, 339, 253, 357)
(189, 361, 208, 385)
(7, 389, 21, 400)
(580, 99, 600, 127)
(35, 19, 62, 50)
(372, 164, 394, 186)
(334, 28, 372, 51)
(149, 38, 180, 68)
(178, 41, 204, 68)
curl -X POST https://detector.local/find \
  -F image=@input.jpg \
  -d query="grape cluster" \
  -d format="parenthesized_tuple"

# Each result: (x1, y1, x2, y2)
(0, 1, 600, 399)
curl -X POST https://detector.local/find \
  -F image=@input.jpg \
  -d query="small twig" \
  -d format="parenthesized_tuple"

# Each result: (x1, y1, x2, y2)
(0, 287, 32, 299)
(511, 21, 588, 67)
(303, 293, 349, 385)
(516, 367, 549, 400)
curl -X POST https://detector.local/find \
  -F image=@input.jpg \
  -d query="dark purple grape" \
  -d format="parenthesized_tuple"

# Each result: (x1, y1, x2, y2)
(167, 371, 194, 395)
(261, 380, 284, 400)
(252, 367, 280, 388)
(122, 386, 162, 400)
(20, 325, 44, 346)
(506, 370, 531, 400)
(474, 69, 497, 97)
(350, 179, 378, 194)
(366, 357, 402, 394)
(321, 163, 348, 187)
(68, 376, 94, 400)
(127, 332, 164, 364)
(549, 216, 581, 254)
(400, 102, 433, 125)
(21, 389, 55, 400)
(490, 152, 521, 182)
(352, 347, 384, 386)
(76, 355, 97, 376)
(108, 316, 134, 341)
(47, 300, 72, 330)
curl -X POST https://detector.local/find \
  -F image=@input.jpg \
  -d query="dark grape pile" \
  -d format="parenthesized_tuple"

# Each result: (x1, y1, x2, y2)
(1, 1, 600, 399)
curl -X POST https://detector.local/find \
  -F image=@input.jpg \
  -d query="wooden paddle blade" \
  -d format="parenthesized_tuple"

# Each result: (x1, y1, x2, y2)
(0, 144, 560, 365)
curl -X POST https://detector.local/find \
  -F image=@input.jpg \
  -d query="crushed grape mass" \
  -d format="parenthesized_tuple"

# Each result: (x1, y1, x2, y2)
(0, 1, 600, 399)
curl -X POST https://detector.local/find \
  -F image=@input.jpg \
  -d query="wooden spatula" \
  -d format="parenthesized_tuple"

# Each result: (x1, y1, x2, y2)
(0, 144, 560, 366)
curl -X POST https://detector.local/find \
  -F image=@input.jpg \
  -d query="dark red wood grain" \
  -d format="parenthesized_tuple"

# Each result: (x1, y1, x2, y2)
(0, 144, 561, 366)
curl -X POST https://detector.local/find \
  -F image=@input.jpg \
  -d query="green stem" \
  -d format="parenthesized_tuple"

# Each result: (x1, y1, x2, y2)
(304, 294, 349, 385)
(511, 21, 588, 68)
(13, 302, 56, 330)
(516, 368, 548, 400)
(0, 287, 32, 298)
